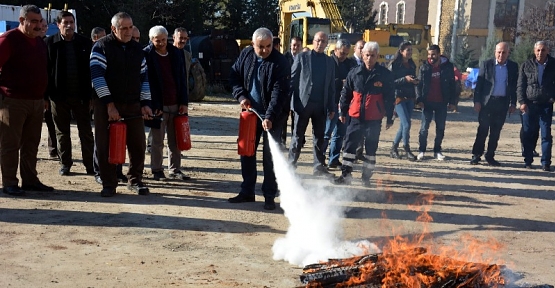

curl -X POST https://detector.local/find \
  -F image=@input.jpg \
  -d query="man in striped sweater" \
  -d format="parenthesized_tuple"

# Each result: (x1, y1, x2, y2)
(90, 12, 153, 197)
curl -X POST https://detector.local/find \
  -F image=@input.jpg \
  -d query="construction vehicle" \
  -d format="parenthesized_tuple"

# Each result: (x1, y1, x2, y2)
(277, 0, 431, 69)
(368, 23, 432, 69)
(0, 3, 76, 36)
(188, 29, 240, 100)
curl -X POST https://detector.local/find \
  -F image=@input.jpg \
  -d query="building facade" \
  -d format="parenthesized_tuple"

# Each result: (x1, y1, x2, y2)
(426, 0, 553, 60)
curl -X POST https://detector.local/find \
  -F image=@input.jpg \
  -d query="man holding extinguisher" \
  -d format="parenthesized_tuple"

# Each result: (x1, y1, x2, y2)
(228, 27, 291, 210)
(90, 12, 153, 197)
(144, 25, 190, 181)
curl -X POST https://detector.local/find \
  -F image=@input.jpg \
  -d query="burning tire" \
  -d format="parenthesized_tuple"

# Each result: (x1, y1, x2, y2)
(188, 62, 206, 102)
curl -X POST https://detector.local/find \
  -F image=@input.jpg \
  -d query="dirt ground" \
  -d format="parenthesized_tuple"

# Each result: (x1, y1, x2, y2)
(1, 98, 554, 287)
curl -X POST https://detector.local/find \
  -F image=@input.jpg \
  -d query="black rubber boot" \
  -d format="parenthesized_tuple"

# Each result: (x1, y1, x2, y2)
(390, 143, 400, 159)
(404, 145, 417, 161)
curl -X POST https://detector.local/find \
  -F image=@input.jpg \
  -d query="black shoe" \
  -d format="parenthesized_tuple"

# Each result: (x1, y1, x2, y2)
(128, 182, 150, 195)
(470, 155, 481, 165)
(332, 175, 352, 185)
(21, 182, 54, 192)
(486, 158, 501, 167)
(228, 193, 255, 203)
(403, 146, 417, 162)
(59, 166, 70, 176)
(94, 175, 103, 185)
(100, 187, 116, 197)
(390, 149, 400, 159)
(152, 171, 167, 181)
(533, 150, 540, 157)
(263, 198, 276, 210)
(168, 170, 191, 181)
(524, 164, 534, 169)
(542, 165, 551, 172)
(328, 161, 342, 169)
(2, 186, 25, 196)
(117, 173, 128, 183)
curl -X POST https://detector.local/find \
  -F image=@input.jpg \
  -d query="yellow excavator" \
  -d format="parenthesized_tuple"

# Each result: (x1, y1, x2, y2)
(277, 0, 431, 68)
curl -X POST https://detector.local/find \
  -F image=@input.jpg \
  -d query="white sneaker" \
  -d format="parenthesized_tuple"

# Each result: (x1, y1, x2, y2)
(417, 152, 425, 160)
(434, 152, 445, 161)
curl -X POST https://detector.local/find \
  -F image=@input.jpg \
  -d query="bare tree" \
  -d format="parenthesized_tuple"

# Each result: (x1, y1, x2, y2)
(517, 1, 555, 46)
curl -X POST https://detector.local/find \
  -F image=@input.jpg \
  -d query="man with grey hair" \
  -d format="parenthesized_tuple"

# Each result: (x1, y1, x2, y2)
(228, 27, 291, 210)
(90, 12, 153, 197)
(132, 26, 140, 42)
(0, 5, 54, 195)
(324, 39, 357, 168)
(144, 25, 189, 181)
(518, 40, 555, 171)
(289, 31, 336, 176)
(333, 42, 394, 186)
(91, 27, 106, 42)
(470, 42, 518, 166)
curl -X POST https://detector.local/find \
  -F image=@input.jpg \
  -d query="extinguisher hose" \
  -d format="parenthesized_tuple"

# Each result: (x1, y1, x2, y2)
(247, 108, 264, 122)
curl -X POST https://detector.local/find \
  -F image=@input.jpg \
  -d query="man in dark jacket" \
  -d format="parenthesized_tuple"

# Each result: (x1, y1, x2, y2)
(470, 42, 518, 166)
(289, 31, 336, 176)
(324, 39, 357, 168)
(45, 11, 95, 176)
(416, 45, 456, 161)
(228, 27, 291, 210)
(90, 12, 153, 197)
(144, 25, 190, 181)
(517, 41, 555, 171)
(333, 42, 394, 187)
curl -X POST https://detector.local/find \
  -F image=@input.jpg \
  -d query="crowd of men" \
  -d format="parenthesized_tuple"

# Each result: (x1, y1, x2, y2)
(0, 5, 193, 198)
(1, 5, 553, 211)
(227, 28, 555, 210)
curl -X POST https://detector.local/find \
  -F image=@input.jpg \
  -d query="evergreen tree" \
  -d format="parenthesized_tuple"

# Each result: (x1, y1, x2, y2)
(336, 0, 376, 32)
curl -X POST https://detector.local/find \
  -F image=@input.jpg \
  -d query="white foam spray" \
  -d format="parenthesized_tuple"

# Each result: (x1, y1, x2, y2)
(266, 133, 380, 267)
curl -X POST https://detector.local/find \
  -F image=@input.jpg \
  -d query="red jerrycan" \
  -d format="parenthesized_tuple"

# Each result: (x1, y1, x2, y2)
(174, 114, 191, 151)
(237, 109, 258, 156)
(108, 121, 127, 164)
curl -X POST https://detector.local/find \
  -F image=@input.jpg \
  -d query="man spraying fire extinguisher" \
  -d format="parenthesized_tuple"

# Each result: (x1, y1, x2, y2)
(333, 42, 395, 187)
(228, 27, 290, 210)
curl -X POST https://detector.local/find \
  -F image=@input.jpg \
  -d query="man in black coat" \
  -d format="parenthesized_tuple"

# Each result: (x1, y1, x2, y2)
(470, 42, 518, 166)
(144, 25, 190, 181)
(415, 45, 456, 161)
(518, 41, 555, 171)
(228, 27, 291, 210)
(45, 11, 94, 176)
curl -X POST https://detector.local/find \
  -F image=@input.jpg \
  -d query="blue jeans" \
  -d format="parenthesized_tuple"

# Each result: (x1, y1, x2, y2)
(521, 102, 553, 166)
(418, 101, 447, 153)
(393, 99, 414, 147)
(323, 112, 346, 164)
(240, 120, 280, 198)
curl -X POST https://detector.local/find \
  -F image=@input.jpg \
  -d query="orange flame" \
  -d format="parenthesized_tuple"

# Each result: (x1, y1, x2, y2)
(337, 193, 506, 287)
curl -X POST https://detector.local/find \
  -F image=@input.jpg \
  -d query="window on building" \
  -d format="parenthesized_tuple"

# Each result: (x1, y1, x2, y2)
(379, 3, 388, 25)
(397, 1, 405, 24)
(494, 0, 519, 28)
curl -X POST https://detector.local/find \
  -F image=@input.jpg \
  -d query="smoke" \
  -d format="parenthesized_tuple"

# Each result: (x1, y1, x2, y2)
(266, 133, 380, 267)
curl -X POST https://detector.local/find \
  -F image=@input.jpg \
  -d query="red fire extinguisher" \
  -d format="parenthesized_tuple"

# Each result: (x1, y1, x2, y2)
(237, 108, 263, 156)
(108, 121, 127, 164)
(174, 114, 191, 151)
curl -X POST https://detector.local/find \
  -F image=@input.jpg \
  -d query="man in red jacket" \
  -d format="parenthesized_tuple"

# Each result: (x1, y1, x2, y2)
(0, 5, 55, 196)
(333, 42, 395, 187)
